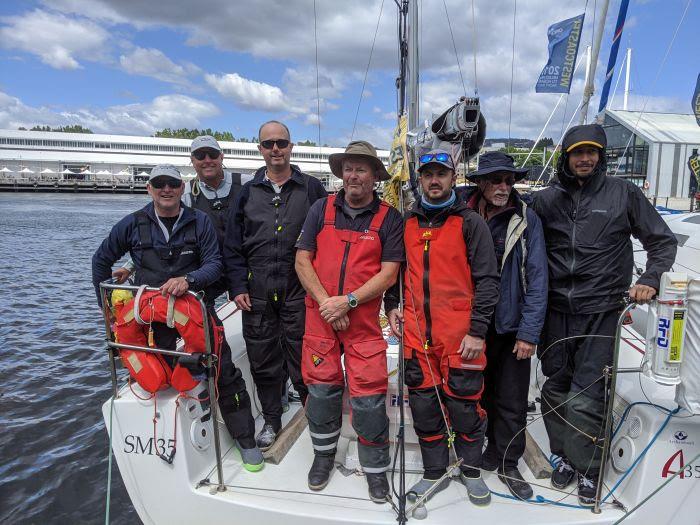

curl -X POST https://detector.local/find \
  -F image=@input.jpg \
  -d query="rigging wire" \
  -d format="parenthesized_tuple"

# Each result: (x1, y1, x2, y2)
(351, 0, 386, 140)
(312, 0, 322, 175)
(612, 0, 693, 176)
(507, 0, 517, 149)
(442, 0, 467, 97)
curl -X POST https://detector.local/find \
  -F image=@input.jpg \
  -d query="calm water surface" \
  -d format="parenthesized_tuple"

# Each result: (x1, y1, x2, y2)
(0, 193, 150, 524)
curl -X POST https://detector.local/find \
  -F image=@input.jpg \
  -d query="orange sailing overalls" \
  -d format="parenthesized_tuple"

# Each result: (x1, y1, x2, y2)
(302, 194, 391, 472)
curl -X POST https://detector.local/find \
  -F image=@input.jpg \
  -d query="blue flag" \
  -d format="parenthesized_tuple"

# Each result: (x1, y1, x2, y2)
(598, 0, 630, 113)
(693, 73, 700, 126)
(536, 14, 585, 94)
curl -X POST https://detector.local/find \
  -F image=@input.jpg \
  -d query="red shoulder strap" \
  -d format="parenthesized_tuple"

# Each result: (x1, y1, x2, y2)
(323, 195, 336, 225)
(368, 201, 391, 232)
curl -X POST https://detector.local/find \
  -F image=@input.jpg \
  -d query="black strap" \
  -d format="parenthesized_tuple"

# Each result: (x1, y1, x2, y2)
(135, 211, 152, 248)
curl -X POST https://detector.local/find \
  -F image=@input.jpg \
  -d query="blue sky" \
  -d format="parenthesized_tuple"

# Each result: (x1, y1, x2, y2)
(0, 0, 697, 148)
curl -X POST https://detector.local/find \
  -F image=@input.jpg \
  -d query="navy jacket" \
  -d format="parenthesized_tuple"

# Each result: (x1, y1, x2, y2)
(460, 187, 548, 344)
(92, 202, 222, 306)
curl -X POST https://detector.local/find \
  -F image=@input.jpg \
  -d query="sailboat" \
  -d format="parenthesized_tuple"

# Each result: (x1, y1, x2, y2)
(98, 1, 700, 523)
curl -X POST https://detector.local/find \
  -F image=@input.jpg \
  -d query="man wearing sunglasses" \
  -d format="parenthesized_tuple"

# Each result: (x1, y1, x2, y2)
(530, 124, 676, 506)
(295, 140, 404, 502)
(224, 120, 327, 451)
(459, 151, 548, 501)
(92, 165, 264, 472)
(385, 149, 500, 506)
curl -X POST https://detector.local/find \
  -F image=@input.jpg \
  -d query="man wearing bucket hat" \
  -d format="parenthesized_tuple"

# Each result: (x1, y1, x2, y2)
(385, 149, 500, 506)
(92, 165, 264, 472)
(459, 151, 548, 501)
(531, 124, 676, 506)
(295, 140, 404, 502)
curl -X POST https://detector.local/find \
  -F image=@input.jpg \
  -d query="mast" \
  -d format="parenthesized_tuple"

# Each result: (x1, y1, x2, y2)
(406, 0, 419, 128)
(579, 0, 611, 124)
(623, 47, 631, 110)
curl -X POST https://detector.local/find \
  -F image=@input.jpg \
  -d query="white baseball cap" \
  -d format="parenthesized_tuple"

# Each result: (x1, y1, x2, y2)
(148, 164, 182, 181)
(190, 135, 221, 153)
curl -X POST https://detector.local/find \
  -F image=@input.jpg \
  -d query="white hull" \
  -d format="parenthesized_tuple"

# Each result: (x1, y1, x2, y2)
(103, 213, 700, 524)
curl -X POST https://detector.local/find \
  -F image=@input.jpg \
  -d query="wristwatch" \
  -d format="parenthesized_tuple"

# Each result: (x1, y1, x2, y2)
(347, 292, 359, 308)
(185, 274, 196, 287)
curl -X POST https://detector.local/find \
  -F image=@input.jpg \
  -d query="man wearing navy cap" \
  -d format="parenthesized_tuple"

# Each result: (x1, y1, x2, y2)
(459, 151, 548, 500)
(386, 149, 500, 506)
(531, 124, 676, 505)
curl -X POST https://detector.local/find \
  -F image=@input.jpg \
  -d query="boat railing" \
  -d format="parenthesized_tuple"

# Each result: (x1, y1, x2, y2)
(98, 279, 227, 492)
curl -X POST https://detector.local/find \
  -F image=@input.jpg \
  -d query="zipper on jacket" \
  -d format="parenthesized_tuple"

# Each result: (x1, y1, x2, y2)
(423, 238, 432, 348)
(272, 195, 281, 302)
(567, 190, 582, 312)
(337, 242, 352, 294)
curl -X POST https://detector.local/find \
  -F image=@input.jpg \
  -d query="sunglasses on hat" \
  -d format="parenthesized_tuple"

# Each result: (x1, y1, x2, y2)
(260, 139, 290, 150)
(419, 152, 450, 164)
(192, 149, 221, 161)
(150, 177, 183, 189)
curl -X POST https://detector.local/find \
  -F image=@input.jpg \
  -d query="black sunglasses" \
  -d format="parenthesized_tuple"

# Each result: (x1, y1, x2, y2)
(150, 177, 183, 189)
(192, 149, 221, 161)
(260, 139, 290, 150)
(486, 175, 515, 186)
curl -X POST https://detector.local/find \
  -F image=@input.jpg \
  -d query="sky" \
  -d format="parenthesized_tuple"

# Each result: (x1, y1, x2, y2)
(0, 0, 697, 149)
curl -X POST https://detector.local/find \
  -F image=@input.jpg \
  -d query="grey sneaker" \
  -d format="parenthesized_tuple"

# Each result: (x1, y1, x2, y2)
(255, 423, 278, 451)
(459, 472, 491, 506)
(406, 477, 450, 503)
(235, 441, 264, 472)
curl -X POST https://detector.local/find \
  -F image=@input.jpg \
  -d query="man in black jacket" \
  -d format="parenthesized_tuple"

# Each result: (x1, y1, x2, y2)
(531, 124, 677, 506)
(224, 120, 327, 450)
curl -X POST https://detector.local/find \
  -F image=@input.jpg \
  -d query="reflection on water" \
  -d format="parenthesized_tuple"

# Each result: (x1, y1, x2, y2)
(0, 193, 149, 523)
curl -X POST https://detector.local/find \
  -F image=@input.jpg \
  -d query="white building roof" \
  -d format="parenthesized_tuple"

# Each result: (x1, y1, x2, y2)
(605, 109, 700, 145)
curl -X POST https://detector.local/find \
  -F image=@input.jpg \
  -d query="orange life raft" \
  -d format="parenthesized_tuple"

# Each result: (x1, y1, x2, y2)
(113, 289, 221, 393)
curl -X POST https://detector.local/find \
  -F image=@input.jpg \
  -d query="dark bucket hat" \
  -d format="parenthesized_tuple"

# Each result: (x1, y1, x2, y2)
(467, 151, 529, 182)
(328, 140, 391, 181)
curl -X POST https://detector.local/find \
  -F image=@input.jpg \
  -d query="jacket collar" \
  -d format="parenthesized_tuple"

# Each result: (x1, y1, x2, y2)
(251, 164, 306, 187)
(143, 201, 196, 226)
(409, 194, 469, 220)
(334, 189, 381, 213)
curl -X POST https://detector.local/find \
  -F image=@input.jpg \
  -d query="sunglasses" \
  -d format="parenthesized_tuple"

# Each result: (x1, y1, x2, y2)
(419, 152, 451, 164)
(486, 175, 515, 186)
(260, 139, 290, 150)
(150, 177, 183, 189)
(192, 149, 221, 161)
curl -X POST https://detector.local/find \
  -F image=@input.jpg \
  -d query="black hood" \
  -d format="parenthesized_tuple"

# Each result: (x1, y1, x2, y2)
(555, 146, 607, 191)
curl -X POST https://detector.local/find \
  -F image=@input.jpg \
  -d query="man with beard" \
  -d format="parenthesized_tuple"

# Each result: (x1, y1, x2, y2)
(459, 151, 548, 500)
(531, 124, 677, 506)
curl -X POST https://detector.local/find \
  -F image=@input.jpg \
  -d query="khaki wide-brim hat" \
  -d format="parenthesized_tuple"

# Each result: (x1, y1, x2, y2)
(328, 140, 391, 181)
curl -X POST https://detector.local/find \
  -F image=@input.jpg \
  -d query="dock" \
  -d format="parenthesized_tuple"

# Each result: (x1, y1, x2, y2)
(0, 178, 148, 194)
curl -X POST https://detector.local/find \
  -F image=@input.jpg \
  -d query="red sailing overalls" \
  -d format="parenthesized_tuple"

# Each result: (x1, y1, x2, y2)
(302, 194, 391, 472)
(402, 213, 487, 474)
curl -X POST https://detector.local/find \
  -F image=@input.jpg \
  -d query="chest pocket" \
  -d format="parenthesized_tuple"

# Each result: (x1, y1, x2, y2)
(576, 202, 628, 247)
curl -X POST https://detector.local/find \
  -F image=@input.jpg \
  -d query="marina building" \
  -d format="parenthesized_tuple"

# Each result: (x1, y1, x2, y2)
(0, 129, 390, 192)
(602, 109, 700, 200)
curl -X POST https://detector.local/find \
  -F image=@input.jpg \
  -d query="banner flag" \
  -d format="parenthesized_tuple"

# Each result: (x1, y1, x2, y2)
(383, 114, 411, 210)
(536, 14, 585, 94)
(692, 73, 700, 126)
(598, 0, 630, 113)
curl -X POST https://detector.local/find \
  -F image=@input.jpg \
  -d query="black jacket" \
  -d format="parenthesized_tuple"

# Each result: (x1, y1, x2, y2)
(530, 153, 677, 314)
(223, 165, 327, 307)
(384, 198, 500, 339)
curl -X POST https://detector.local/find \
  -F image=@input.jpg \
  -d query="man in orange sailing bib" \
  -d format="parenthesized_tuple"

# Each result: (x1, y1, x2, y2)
(92, 164, 263, 471)
(295, 141, 404, 503)
(386, 150, 499, 506)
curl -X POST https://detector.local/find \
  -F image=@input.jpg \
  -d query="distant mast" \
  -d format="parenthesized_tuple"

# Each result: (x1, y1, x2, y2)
(579, 0, 611, 124)
(623, 47, 632, 110)
(407, 0, 419, 129)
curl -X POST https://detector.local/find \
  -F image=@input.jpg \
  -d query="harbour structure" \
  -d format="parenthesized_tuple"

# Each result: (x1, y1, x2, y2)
(602, 109, 700, 200)
(0, 129, 390, 192)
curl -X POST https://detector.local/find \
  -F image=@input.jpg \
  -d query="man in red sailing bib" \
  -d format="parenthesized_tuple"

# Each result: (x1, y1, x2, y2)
(386, 150, 499, 506)
(295, 141, 404, 503)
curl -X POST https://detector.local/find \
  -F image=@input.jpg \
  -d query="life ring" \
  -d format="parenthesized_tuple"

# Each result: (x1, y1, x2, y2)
(643, 180, 650, 190)
(113, 288, 221, 393)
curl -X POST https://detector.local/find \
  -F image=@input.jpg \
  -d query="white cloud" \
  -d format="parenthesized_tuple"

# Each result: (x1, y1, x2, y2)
(205, 73, 296, 112)
(119, 47, 199, 85)
(0, 9, 109, 70)
(0, 91, 219, 135)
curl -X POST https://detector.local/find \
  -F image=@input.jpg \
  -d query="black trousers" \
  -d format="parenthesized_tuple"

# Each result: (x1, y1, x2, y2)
(152, 306, 256, 448)
(538, 308, 620, 475)
(482, 329, 530, 470)
(242, 299, 308, 429)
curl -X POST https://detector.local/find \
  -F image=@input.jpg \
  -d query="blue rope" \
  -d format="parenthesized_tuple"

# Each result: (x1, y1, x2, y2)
(491, 489, 587, 509)
(611, 401, 674, 441)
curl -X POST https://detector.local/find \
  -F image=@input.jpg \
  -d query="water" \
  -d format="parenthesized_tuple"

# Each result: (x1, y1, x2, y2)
(0, 193, 150, 524)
